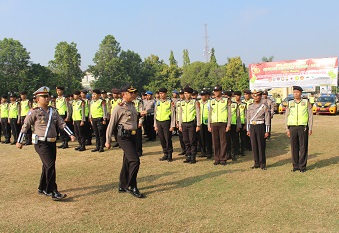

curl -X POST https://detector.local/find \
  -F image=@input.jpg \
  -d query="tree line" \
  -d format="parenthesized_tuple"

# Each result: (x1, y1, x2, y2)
(0, 35, 253, 97)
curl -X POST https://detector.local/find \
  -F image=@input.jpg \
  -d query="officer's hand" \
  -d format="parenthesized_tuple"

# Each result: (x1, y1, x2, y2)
(196, 126, 200, 132)
(264, 132, 270, 138)
(169, 127, 174, 132)
(287, 130, 290, 137)
(236, 128, 240, 132)
(154, 127, 158, 132)
(65, 118, 68, 122)
(179, 127, 182, 132)
(80, 121, 84, 126)
(208, 127, 212, 132)
(105, 142, 111, 149)
(16, 142, 23, 149)
(8, 119, 10, 124)
(226, 126, 231, 132)
(309, 130, 312, 136)
(102, 120, 106, 125)
(247, 132, 250, 137)
(243, 125, 247, 130)
(70, 135, 76, 141)
(138, 123, 142, 128)
(17, 120, 20, 124)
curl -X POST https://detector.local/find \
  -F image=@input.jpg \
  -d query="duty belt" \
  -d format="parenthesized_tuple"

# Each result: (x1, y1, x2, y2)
(250, 120, 264, 125)
(147, 113, 154, 116)
(38, 136, 57, 142)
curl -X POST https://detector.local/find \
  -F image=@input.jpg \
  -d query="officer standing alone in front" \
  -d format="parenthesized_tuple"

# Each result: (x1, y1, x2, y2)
(105, 84, 144, 198)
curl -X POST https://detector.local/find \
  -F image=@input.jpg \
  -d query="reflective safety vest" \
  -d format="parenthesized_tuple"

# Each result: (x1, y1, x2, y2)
(20, 100, 30, 116)
(72, 100, 84, 121)
(181, 99, 197, 122)
(32, 102, 38, 108)
(230, 102, 238, 125)
(287, 99, 309, 126)
(275, 97, 282, 104)
(83, 99, 89, 117)
(105, 98, 111, 113)
(56, 97, 67, 115)
(0, 103, 9, 118)
(90, 99, 104, 118)
(111, 98, 122, 110)
(199, 100, 209, 125)
(210, 98, 228, 123)
(176, 101, 181, 121)
(242, 99, 253, 109)
(155, 99, 172, 121)
(9, 102, 18, 118)
(133, 99, 141, 112)
(309, 96, 315, 104)
(238, 103, 246, 124)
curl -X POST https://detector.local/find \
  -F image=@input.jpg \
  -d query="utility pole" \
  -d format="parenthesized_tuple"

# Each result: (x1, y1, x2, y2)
(203, 24, 210, 62)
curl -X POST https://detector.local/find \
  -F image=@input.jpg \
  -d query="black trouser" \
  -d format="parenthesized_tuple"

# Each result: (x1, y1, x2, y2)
(9, 118, 19, 143)
(136, 127, 143, 156)
(230, 124, 240, 156)
(91, 118, 105, 149)
(178, 129, 186, 153)
(1, 118, 11, 142)
(156, 120, 173, 154)
(74, 121, 86, 147)
(20, 116, 32, 144)
(226, 131, 232, 160)
(289, 126, 309, 170)
(84, 117, 92, 143)
(145, 115, 156, 140)
(249, 124, 266, 168)
(34, 141, 57, 193)
(199, 123, 212, 155)
(211, 123, 227, 162)
(181, 121, 197, 156)
(59, 115, 69, 142)
(239, 125, 248, 154)
(117, 135, 140, 189)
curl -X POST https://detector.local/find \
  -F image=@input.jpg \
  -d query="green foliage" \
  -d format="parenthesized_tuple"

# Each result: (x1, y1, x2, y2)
(183, 49, 190, 66)
(169, 50, 177, 67)
(48, 41, 83, 93)
(262, 56, 274, 62)
(210, 47, 217, 64)
(221, 57, 249, 91)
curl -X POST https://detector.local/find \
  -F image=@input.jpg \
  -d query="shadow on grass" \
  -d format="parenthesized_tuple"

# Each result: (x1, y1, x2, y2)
(307, 156, 339, 170)
(266, 132, 290, 158)
(142, 169, 243, 195)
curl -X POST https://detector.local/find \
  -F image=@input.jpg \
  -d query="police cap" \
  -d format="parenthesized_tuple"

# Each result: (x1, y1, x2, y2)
(34, 86, 50, 97)
(73, 90, 81, 95)
(92, 89, 101, 94)
(213, 85, 222, 91)
(183, 85, 193, 94)
(293, 86, 303, 92)
(158, 88, 168, 93)
(234, 91, 242, 96)
(121, 83, 137, 93)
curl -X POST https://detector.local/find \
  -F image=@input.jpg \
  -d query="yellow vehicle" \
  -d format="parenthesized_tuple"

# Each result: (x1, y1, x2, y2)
(278, 95, 294, 114)
(312, 95, 339, 115)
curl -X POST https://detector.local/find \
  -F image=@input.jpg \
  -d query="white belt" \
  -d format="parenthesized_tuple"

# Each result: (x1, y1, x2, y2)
(38, 136, 57, 142)
(250, 121, 264, 125)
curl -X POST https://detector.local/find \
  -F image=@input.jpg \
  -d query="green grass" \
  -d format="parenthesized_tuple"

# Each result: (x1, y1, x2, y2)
(0, 114, 338, 232)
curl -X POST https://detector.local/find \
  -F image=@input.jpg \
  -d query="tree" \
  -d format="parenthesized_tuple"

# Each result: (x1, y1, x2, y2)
(0, 38, 30, 94)
(210, 47, 217, 65)
(222, 57, 249, 91)
(27, 63, 58, 97)
(169, 50, 177, 67)
(183, 49, 190, 66)
(48, 41, 82, 93)
(143, 55, 168, 92)
(262, 56, 274, 62)
(119, 49, 144, 91)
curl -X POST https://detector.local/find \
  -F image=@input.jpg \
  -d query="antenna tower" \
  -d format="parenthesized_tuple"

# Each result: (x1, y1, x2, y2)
(203, 24, 210, 62)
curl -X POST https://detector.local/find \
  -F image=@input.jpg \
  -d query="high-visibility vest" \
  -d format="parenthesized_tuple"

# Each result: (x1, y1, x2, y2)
(20, 100, 30, 116)
(181, 100, 196, 122)
(210, 98, 228, 123)
(9, 102, 18, 118)
(230, 102, 238, 125)
(72, 100, 84, 121)
(275, 97, 282, 104)
(83, 99, 89, 117)
(0, 103, 9, 118)
(133, 99, 140, 112)
(287, 99, 309, 126)
(242, 99, 253, 109)
(56, 97, 67, 115)
(199, 100, 209, 125)
(32, 102, 38, 108)
(238, 103, 246, 124)
(309, 96, 315, 104)
(90, 99, 104, 118)
(155, 99, 172, 121)
(111, 98, 122, 110)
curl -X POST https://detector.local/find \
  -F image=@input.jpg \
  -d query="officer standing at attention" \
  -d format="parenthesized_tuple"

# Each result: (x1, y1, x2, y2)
(133, 90, 145, 156)
(247, 90, 271, 170)
(176, 89, 186, 156)
(178, 86, 200, 164)
(105, 84, 144, 198)
(72, 90, 86, 151)
(1, 95, 11, 144)
(229, 91, 242, 160)
(55, 86, 71, 149)
(199, 88, 213, 159)
(242, 89, 253, 151)
(234, 91, 247, 156)
(80, 90, 92, 146)
(16, 86, 75, 201)
(89, 89, 107, 153)
(154, 88, 175, 162)
(19, 91, 32, 145)
(142, 91, 156, 141)
(8, 93, 20, 145)
(285, 86, 313, 172)
(110, 88, 122, 147)
(208, 85, 231, 166)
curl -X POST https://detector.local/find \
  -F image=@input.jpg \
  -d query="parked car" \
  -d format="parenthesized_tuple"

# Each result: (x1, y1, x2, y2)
(278, 95, 294, 114)
(312, 95, 339, 115)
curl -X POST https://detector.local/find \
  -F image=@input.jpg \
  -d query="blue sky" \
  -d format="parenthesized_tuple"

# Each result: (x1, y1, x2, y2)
(1, 0, 339, 70)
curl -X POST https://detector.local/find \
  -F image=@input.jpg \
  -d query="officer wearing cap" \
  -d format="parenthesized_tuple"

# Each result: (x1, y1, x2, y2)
(8, 93, 20, 145)
(285, 86, 313, 172)
(1, 94, 11, 143)
(154, 88, 175, 162)
(89, 89, 108, 152)
(55, 86, 71, 149)
(234, 91, 248, 156)
(199, 88, 213, 158)
(72, 90, 86, 151)
(178, 85, 200, 164)
(32, 96, 38, 108)
(242, 89, 253, 151)
(176, 89, 186, 156)
(262, 90, 275, 118)
(106, 83, 144, 198)
(19, 91, 32, 145)
(142, 91, 156, 141)
(229, 91, 243, 160)
(208, 85, 232, 165)
(247, 89, 271, 170)
(80, 89, 92, 145)
(16, 86, 75, 200)
(133, 90, 145, 156)
(223, 90, 233, 159)
(110, 88, 123, 148)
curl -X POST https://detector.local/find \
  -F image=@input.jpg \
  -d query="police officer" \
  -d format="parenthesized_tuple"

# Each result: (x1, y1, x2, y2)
(234, 91, 248, 156)
(55, 86, 71, 149)
(154, 88, 175, 162)
(199, 88, 213, 159)
(242, 89, 253, 151)
(16, 86, 75, 201)
(72, 90, 86, 151)
(80, 89, 92, 145)
(247, 90, 271, 170)
(224, 90, 233, 160)
(133, 91, 144, 156)
(19, 91, 32, 145)
(0, 95, 11, 143)
(89, 89, 107, 153)
(229, 91, 242, 160)
(110, 88, 122, 147)
(105, 84, 144, 198)
(142, 91, 156, 141)
(8, 93, 20, 145)
(178, 86, 200, 164)
(176, 89, 186, 156)
(285, 86, 313, 172)
(208, 85, 231, 165)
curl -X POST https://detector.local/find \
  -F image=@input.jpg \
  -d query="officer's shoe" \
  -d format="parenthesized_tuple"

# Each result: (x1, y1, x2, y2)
(190, 155, 196, 164)
(98, 148, 104, 153)
(183, 156, 191, 163)
(38, 189, 52, 196)
(159, 154, 168, 161)
(220, 161, 227, 166)
(91, 148, 99, 152)
(250, 165, 259, 169)
(51, 190, 67, 201)
(291, 168, 299, 172)
(178, 151, 185, 156)
(74, 146, 80, 151)
(112, 142, 119, 148)
(167, 153, 173, 162)
(78, 146, 86, 151)
(58, 142, 65, 148)
(118, 187, 128, 193)
(62, 141, 69, 149)
(128, 187, 145, 198)
(300, 169, 306, 173)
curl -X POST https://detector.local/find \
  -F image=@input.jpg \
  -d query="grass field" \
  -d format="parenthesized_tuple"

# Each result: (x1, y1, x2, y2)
(0, 114, 338, 232)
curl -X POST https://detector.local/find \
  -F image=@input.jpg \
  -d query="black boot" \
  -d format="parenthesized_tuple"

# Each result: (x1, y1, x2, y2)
(183, 154, 191, 163)
(92, 141, 100, 152)
(78, 144, 86, 151)
(91, 148, 99, 152)
(167, 153, 173, 162)
(58, 141, 65, 148)
(74, 145, 80, 151)
(159, 154, 168, 161)
(62, 140, 69, 149)
(190, 154, 196, 164)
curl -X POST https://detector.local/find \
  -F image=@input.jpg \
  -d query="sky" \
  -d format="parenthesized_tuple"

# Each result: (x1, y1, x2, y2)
(1, 0, 339, 70)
